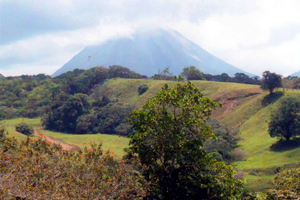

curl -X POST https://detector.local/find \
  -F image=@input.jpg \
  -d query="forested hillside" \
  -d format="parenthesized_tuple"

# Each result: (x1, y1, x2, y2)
(1, 66, 300, 197)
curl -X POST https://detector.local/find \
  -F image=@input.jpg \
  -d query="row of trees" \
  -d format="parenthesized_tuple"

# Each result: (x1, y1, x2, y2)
(153, 66, 261, 85)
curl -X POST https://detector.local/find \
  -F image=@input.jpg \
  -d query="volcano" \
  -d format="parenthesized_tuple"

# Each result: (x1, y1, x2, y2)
(52, 28, 252, 77)
(290, 70, 300, 77)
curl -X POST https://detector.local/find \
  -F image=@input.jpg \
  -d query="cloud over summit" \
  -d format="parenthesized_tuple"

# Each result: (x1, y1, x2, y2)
(1, 0, 300, 76)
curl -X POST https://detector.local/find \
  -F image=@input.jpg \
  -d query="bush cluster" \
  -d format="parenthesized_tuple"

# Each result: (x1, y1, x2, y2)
(0, 135, 149, 199)
(15, 122, 34, 136)
(266, 168, 300, 199)
(138, 84, 148, 95)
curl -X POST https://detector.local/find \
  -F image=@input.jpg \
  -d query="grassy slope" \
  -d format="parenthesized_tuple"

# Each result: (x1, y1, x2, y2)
(0, 118, 129, 157)
(40, 130, 129, 157)
(103, 79, 300, 192)
(0, 118, 40, 140)
(232, 91, 300, 191)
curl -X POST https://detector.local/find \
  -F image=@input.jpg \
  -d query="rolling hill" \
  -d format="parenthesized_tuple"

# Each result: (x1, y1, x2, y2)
(52, 28, 253, 77)
(1, 78, 300, 192)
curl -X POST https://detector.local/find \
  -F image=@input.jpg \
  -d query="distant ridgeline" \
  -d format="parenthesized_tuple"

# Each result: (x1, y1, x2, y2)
(0, 73, 4, 79)
(290, 70, 300, 77)
(1, 65, 299, 136)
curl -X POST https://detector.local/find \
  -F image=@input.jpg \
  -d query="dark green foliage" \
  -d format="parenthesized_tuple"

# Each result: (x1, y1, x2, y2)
(64, 67, 109, 94)
(180, 66, 205, 80)
(232, 73, 260, 85)
(108, 65, 143, 79)
(76, 113, 98, 134)
(261, 71, 282, 94)
(15, 122, 34, 136)
(204, 73, 260, 85)
(138, 84, 148, 95)
(269, 97, 300, 141)
(0, 126, 5, 138)
(126, 81, 250, 199)
(96, 104, 133, 135)
(0, 66, 143, 135)
(205, 118, 240, 162)
(42, 93, 90, 133)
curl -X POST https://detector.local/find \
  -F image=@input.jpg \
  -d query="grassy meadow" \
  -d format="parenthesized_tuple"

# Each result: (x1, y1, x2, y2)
(0, 118, 129, 157)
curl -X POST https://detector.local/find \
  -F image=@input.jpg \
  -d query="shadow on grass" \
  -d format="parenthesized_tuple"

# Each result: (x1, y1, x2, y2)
(270, 137, 300, 152)
(262, 91, 284, 107)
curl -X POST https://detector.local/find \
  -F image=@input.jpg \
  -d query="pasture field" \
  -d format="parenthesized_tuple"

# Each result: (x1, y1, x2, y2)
(0, 118, 129, 157)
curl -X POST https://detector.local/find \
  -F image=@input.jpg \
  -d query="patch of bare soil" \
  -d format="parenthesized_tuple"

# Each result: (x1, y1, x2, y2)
(33, 128, 79, 151)
(223, 100, 239, 114)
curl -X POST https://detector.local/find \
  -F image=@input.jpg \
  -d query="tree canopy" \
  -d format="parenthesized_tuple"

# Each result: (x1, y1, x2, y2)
(261, 71, 282, 94)
(268, 97, 300, 141)
(126, 81, 250, 199)
(180, 66, 205, 80)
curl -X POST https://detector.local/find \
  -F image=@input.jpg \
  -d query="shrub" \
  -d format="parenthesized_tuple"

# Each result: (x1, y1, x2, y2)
(15, 122, 34, 136)
(0, 136, 149, 199)
(266, 168, 300, 199)
(232, 148, 247, 161)
(138, 84, 148, 95)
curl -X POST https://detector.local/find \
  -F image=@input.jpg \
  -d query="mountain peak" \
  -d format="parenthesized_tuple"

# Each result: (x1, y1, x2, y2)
(52, 28, 252, 77)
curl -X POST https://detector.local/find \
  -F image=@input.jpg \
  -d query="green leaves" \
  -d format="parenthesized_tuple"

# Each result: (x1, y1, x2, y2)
(261, 71, 282, 94)
(126, 81, 250, 199)
(268, 97, 300, 141)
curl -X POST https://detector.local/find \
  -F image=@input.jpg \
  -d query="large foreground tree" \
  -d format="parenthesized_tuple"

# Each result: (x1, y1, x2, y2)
(269, 97, 300, 141)
(126, 81, 252, 199)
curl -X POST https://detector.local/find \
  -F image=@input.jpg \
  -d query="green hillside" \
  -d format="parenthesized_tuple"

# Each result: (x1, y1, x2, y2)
(89, 79, 300, 192)
(1, 78, 300, 193)
(232, 91, 300, 191)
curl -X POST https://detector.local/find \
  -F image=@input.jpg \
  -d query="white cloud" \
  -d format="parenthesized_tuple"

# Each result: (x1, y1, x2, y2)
(1, 0, 300, 76)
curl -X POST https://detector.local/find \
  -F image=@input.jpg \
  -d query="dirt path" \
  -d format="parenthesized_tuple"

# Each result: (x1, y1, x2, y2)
(33, 128, 79, 151)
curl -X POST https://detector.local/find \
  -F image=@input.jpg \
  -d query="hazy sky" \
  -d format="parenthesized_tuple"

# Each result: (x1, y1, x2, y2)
(1, 0, 300, 77)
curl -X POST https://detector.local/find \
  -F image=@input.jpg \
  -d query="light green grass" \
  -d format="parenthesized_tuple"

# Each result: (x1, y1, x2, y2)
(40, 129, 129, 157)
(232, 90, 300, 192)
(0, 118, 129, 157)
(0, 118, 40, 140)
(233, 91, 300, 170)
(244, 174, 274, 192)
